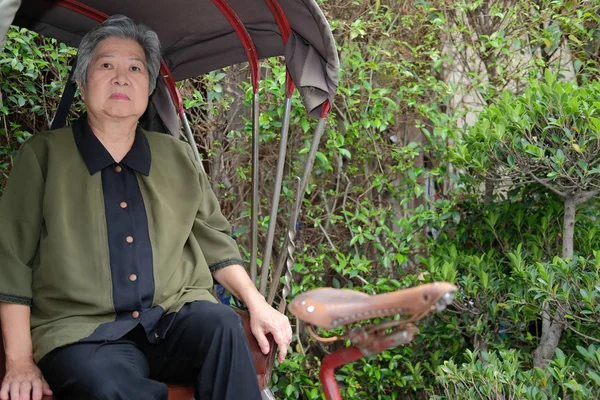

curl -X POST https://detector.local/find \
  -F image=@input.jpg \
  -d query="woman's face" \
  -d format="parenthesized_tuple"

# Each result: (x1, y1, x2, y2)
(80, 37, 150, 121)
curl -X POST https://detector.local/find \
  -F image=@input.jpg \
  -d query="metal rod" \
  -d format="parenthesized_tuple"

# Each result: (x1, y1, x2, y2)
(297, 116, 327, 200)
(250, 92, 260, 282)
(182, 111, 205, 173)
(267, 114, 329, 305)
(259, 97, 293, 295)
(260, 0, 296, 296)
(260, 388, 276, 400)
(209, 0, 261, 281)
(267, 177, 300, 305)
(276, 178, 302, 313)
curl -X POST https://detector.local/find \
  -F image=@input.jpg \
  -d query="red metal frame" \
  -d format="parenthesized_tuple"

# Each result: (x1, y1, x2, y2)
(321, 99, 331, 118)
(210, 0, 260, 93)
(208, 0, 262, 285)
(54, 0, 106, 19)
(264, 0, 291, 42)
(263, 0, 295, 97)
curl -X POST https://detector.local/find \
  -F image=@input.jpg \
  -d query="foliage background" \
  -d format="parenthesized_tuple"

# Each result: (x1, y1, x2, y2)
(1, 0, 599, 399)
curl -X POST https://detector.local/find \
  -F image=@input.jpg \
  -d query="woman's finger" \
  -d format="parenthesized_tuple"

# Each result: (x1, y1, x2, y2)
(277, 340, 289, 363)
(19, 380, 32, 400)
(42, 377, 53, 395)
(0, 379, 9, 400)
(270, 326, 290, 363)
(31, 378, 43, 400)
(253, 329, 270, 355)
(284, 321, 293, 342)
(10, 381, 21, 400)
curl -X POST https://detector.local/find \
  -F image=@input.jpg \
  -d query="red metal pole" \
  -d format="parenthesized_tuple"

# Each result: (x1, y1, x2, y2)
(319, 347, 364, 400)
(263, 0, 295, 97)
(209, 0, 262, 284)
(210, 0, 260, 93)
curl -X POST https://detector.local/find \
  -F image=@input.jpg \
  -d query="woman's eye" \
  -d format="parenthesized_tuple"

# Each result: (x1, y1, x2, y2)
(101, 63, 111, 68)
(131, 66, 140, 72)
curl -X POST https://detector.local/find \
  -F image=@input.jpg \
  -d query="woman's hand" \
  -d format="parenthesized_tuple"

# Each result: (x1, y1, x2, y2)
(0, 359, 53, 400)
(248, 302, 292, 363)
(212, 264, 293, 363)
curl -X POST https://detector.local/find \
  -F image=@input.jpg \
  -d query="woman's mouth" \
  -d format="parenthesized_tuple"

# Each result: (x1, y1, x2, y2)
(110, 93, 130, 100)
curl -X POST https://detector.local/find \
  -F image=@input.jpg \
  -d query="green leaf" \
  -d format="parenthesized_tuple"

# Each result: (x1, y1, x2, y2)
(588, 370, 600, 387)
(315, 151, 329, 166)
(301, 118, 310, 133)
(507, 154, 515, 167)
(285, 384, 295, 397)
(24, 82, 36, 94)
(339, 148, 352, 159)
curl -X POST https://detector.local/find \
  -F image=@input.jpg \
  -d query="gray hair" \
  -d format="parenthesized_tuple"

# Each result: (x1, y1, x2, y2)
(73, 14, 161, 93)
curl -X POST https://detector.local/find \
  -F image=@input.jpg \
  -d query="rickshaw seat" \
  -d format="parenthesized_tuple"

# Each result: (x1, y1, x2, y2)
(0, 308, 274, 399)
(289, 282, 457, 330)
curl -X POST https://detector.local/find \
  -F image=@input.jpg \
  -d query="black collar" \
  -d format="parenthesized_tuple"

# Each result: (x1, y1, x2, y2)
(73, 114, 151, 176)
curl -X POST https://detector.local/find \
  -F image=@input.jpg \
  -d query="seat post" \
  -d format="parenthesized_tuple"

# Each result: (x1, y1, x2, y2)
(319, 346, 364, 400)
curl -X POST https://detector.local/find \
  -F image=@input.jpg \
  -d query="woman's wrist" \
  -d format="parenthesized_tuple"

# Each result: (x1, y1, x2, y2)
(243, 290, 268, 313)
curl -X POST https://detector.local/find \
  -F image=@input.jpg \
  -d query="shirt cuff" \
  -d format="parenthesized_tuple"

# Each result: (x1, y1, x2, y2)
(209, 259, 244, 274)
(0, 292, 32, 306)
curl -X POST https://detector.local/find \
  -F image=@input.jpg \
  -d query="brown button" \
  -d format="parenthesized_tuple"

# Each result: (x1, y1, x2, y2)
(132, 311, 140, 319)
(115, 165, 123, 173)
(126, 236, 134, 243)
(120, 201, 128, 209)
(129, 274, 137, 282)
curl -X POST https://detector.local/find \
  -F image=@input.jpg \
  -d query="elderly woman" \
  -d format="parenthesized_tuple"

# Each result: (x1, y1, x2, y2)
(0, 14, 291, 400)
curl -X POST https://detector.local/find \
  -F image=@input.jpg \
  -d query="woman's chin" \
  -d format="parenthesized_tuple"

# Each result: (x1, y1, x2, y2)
(102, 107, 142, 120)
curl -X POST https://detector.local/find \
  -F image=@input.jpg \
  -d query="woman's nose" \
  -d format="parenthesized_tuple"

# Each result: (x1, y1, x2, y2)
(112, 69, 129, 86)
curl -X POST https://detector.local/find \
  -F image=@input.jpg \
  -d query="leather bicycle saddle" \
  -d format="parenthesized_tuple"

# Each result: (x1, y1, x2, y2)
(289, 282, 457, 330)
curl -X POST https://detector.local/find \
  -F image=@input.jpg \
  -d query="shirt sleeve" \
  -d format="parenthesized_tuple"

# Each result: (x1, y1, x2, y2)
(186, 146, 243, 273)
(0, 140, 45, 305)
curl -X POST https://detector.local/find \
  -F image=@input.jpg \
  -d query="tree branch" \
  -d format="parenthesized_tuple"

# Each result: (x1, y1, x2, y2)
(525, 170, 566, 197)
(566, 324, 600, 343)
(575, 189, 600, 205)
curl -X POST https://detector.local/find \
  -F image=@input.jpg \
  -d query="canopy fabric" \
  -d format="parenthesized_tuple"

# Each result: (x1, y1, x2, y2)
(14, 0, 339, 117)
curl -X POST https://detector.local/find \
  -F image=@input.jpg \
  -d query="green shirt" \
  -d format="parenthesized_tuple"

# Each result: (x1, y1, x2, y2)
(0, 125, 242, 362)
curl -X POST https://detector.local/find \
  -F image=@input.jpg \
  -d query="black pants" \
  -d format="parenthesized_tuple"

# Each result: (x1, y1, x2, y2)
(38, 301, 261, 400)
